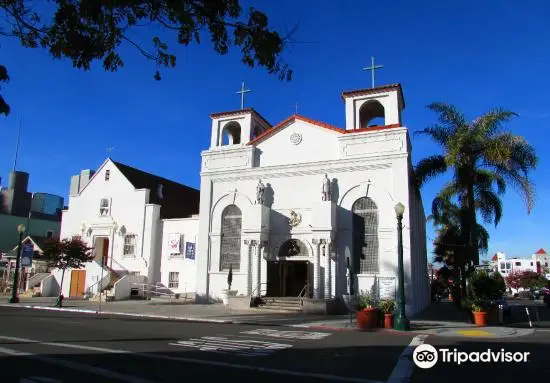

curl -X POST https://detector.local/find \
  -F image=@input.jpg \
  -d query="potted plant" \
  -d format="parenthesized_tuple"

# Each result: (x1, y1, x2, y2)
(356, 292, 379, 330)
(221, 264, 234, 305)
(378, 300, 396, 329)
(471, 301, 488, 326)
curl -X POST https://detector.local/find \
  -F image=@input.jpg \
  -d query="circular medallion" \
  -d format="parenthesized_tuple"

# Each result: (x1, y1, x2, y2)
(289, 132, 302, 145)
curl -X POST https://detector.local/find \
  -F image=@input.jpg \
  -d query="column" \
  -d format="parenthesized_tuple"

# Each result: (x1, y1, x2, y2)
(243, 240, 252, 296)
(324, 241, 331, 299)
(313, 239, 320, 299)
(260, 242, 267, 294)
(256, 241, 262, 297)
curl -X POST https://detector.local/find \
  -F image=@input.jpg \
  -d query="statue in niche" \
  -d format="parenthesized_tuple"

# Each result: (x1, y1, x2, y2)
(256, 179, 265, 205)
(322, 173, 331, 201)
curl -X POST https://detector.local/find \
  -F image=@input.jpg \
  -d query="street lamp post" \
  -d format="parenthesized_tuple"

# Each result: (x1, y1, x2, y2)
(8, 224, 26, 304)
(393, 202, 410, 331)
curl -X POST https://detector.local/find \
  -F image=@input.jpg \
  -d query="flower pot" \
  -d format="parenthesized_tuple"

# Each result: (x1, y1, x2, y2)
(356, 308, 379, 330)
(472, 311, 488, 326)
(221, 290, 229, 305)
(384, 313, 393, 329)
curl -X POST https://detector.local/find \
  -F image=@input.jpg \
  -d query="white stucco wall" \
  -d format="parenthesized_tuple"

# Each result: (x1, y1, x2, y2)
(196, 106, 430, 315)
(56, 159, 163, 295)
(160, 217, 199, 294)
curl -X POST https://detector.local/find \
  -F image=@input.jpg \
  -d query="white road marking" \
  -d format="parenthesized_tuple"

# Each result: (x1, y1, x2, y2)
(240, 328, 331, 340)
(169, 336, 292, 356)
(0, 334, 383, 383)
(0, 335, 129, 354)
(0, 345, 157, 383)
(387, 335, 428, 383)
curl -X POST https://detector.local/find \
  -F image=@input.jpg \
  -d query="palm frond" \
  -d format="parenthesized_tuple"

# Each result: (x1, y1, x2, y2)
(471, 108, 517, 139)
(414, 155, 447, 188)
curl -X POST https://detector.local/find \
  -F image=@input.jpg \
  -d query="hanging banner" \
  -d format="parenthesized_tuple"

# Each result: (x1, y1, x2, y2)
(21, 243, 34, 268)
(185, 242, 196, 260)
(168, 234, 182, 254)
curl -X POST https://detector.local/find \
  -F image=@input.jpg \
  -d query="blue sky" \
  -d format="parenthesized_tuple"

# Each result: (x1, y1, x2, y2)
(2, 0, 549, 260)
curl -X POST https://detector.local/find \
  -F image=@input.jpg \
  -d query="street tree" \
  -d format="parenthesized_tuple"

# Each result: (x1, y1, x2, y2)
(42, 237, 94, 306)
(0, 0, 294, 115)
(415, 103, 538, 267)
(504, 270, 522, 294)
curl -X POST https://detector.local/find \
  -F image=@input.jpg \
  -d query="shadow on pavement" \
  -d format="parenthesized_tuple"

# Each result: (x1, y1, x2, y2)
(0, 336, 548, 383)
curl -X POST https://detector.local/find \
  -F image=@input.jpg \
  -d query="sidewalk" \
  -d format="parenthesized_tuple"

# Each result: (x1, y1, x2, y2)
(0, 297, 536, 338)
(290, 301, 535, 338)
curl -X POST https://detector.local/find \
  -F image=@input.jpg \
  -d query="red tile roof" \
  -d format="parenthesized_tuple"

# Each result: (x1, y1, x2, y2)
(491, 254, 499, 261)
(341, 83, 405, 107)
(210, 108, 272, 128)
(247, 114, 401, 145)
(535, 248, 547, 254)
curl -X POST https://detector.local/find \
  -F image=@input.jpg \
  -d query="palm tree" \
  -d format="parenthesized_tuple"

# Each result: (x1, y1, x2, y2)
(430, 198, 490, 296)
(416, 103, 538, 267)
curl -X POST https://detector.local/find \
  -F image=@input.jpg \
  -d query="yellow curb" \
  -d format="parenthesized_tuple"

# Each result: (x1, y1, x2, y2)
(455, 329, 495, 337)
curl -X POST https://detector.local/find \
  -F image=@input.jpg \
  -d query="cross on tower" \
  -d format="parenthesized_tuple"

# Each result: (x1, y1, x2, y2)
(236, 81, 252, 110)
(295, 102, 299, 115)
(106, 146, 115, 157)
(362, 56, 384, 88)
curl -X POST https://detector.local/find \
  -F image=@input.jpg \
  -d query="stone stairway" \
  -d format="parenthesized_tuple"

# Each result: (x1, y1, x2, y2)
(258, 296, 302, 312)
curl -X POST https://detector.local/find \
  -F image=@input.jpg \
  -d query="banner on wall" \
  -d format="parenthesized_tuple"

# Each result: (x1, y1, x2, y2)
(168, 234, 182, 254)
(21, 243, 34, 268)
(185, 242, 195, 260)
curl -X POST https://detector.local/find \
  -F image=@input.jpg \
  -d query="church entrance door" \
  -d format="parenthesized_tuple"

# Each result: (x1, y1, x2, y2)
(266, 261, 309, 297)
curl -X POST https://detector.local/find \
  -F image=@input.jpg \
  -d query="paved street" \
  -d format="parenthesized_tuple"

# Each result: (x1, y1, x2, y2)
(1, 305, 549, 383)
(0, 306, 410, 383)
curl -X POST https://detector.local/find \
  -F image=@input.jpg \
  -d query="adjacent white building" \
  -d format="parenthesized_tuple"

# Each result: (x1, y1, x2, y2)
(55, 159, 199, 298)
(195, 83, 430, 316)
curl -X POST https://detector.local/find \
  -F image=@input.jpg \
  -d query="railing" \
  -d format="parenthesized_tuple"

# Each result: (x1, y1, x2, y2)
(298, 282, 311, 307)
(130, 282, 190, 302)
(85, 271, 112, 297)
(250, 282, 269, 299)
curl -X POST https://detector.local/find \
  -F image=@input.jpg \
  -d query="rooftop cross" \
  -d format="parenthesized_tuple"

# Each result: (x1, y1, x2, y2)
(362, 56, 384, 88)
(236, 81, 252, 110)
(106, 146, 115, 157)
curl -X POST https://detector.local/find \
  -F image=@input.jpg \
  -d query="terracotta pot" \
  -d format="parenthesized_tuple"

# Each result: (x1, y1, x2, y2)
(384, 313, 393, 329)
(473, 311, 488, 326)
(356, 308, 379, 330)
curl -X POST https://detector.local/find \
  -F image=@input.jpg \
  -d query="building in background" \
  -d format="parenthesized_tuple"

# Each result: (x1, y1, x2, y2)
(0, 171, 64, 252)
(491, 250, 550, 279)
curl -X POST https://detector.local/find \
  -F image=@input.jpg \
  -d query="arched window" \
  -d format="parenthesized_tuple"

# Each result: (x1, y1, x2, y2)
(359, 100, 385, 128)
(352, 197, 379, 273)
(220, 205, 242, 271)
(222, 122, 241, 145)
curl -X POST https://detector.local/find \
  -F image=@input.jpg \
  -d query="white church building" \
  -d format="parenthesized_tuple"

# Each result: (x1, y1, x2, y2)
(54, 83, 429, 316)
(195, 83, 429, 315)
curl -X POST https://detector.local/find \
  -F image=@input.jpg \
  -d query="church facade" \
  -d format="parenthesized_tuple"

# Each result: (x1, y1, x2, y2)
(195, 84, 430, 316)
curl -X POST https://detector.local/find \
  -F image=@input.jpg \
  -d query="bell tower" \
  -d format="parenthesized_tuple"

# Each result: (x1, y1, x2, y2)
(209, 109, 271, 149)
(341, 83, 405, 131)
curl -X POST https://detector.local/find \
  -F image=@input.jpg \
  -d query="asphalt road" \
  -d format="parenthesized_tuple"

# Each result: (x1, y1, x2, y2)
(0, 306, 412, 383)
(1, 306, 549, 383)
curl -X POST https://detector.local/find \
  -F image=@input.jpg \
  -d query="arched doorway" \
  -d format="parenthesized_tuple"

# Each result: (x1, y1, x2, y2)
(266, 239, 311, 297)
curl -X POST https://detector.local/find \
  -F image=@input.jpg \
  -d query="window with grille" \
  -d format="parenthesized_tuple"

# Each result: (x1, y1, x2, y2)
(105, 170, 110, 181)
(123, 234, 136, 255)
(99, 198, 110, 216)
(219, 205, 242, 271)
(352, 197, 379, 274)
(168, 272, 179, 289)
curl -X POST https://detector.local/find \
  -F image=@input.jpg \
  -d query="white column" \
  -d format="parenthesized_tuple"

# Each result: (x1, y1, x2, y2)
(313, 240, 320, 299)
(243, 241, 251, 296)
(324, 242, 331, 299)
(256, 241, 262, 297)
(260, 243, 267, 294)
